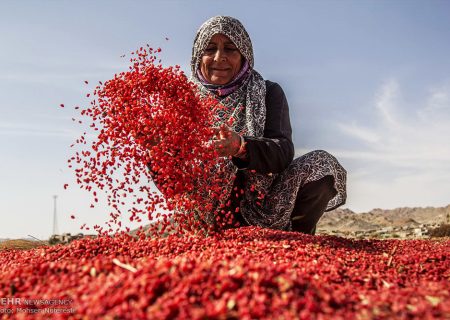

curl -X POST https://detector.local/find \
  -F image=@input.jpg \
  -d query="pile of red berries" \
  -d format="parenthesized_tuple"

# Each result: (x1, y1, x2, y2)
(0, 227, 448, 319)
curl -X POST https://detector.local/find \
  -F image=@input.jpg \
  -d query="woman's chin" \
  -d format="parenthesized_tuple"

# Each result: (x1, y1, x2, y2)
(210, 76, 231, 86)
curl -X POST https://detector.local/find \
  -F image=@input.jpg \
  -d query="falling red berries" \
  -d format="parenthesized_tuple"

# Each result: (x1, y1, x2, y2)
(66, 46, 233, 236)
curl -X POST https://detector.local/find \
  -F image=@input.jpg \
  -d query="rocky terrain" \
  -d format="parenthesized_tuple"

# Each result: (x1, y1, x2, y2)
(0, 239, 47, 250)
(317, 204, 450, 238)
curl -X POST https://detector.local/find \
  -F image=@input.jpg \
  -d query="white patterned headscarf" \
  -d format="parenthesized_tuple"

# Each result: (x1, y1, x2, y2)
(190, 16, 267, 138)
(191, 16, 254, 70)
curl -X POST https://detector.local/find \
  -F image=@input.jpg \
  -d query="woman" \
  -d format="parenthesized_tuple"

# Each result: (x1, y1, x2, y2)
(189, 16, 346, 235)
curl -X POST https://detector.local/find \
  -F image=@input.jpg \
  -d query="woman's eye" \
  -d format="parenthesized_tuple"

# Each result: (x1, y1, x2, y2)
(224, 47, 237, 52)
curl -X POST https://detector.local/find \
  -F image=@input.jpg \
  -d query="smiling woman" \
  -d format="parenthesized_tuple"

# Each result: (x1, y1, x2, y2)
(153, 16, 348, 234)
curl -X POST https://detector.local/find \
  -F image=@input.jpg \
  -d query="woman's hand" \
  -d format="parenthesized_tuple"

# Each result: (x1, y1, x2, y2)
(212, 124, 242, 157)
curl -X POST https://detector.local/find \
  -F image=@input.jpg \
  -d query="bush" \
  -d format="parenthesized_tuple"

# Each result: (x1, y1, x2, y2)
(428, 224, 450, 237)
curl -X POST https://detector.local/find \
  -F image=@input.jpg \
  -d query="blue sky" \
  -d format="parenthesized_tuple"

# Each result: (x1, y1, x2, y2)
(1, 0, 449, 239)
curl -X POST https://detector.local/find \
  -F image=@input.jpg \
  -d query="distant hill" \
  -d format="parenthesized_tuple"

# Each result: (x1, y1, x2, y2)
(0, 239, 48, 250)
(317, 205, 450, 236)
(133, 205, 450, 238)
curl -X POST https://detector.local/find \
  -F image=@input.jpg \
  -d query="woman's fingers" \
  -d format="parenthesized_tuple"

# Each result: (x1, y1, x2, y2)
(212, 127, 221, 135)
(211, 125, 242, 156)
(211, 139, 227, 156)
(212, 124, 231, 139)
(212, 136, 240, 157)
(220, 124, 232, 139)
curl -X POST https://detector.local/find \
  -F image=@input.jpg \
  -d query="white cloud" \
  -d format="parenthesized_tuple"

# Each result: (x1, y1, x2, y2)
(375, 79, 400, 126)
(333, 79, 450, 212)
(426, 84, 450, 112)
(337, 123, 380, 144)
(338, 79, 450, 164)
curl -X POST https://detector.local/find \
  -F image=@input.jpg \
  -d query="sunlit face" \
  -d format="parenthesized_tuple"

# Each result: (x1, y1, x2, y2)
(200, 34, 243, 85)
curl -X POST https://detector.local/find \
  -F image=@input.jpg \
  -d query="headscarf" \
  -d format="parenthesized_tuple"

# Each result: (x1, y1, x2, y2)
(190, 16, 267, 139)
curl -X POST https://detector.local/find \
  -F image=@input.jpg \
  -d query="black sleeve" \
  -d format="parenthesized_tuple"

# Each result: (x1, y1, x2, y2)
(232, 80, 295, 174)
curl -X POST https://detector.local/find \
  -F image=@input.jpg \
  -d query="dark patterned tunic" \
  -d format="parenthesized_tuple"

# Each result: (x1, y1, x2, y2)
(227, 80, 347, 229)
(232, 80, 294, 173)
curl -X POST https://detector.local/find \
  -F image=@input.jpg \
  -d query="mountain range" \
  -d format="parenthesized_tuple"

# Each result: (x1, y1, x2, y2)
(317, 204, 450, 235)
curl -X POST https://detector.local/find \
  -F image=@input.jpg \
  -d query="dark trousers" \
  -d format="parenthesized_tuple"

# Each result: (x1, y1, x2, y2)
(231, 174, 337, 235)
(290, 175, 337, 235)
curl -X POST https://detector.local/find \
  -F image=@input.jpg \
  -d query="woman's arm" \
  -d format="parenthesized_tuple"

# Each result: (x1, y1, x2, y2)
(232, 81, 295, 174)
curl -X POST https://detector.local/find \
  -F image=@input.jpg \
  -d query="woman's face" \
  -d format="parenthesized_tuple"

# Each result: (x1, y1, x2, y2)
(200, 34, 243, 85)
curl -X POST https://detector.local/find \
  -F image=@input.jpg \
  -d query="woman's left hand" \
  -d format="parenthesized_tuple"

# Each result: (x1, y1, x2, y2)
(212, 124, 241, 157)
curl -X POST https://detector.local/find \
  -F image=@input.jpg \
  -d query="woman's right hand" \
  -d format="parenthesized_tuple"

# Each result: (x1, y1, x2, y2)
(211, 124, 242, 157)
